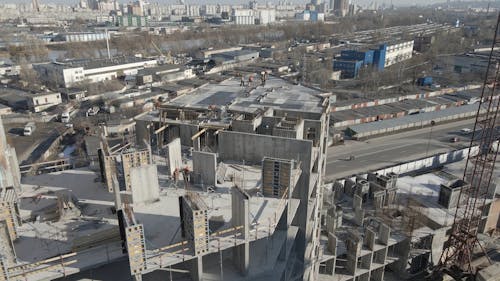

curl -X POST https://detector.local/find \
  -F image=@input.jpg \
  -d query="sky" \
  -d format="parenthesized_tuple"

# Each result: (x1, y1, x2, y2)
(0, 0, 451, 7)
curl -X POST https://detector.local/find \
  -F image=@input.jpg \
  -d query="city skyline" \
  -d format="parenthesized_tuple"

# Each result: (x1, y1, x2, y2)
(0, 0, 460, 7)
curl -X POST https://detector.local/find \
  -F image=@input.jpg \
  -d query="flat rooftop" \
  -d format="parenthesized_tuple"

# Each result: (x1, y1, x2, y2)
(18, 168, 117, 262)
(168, 76, 327, 114)
(48, 56, 157, 70)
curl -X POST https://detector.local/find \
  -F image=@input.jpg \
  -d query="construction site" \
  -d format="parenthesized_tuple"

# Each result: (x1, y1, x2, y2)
(0, 65, 496, 281)
(0, 75, 332, 281)
(0, 12, 498, 281)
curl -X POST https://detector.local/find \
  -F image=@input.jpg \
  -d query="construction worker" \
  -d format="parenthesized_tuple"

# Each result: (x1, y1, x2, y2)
(182, 166, 191, 185)
(173, 168, 179, 184)
(261, 71, 267, 86)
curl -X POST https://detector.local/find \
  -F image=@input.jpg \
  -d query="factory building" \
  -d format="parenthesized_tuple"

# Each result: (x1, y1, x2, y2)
(33, 56, 158, 88)
(333, 41, 413, 78)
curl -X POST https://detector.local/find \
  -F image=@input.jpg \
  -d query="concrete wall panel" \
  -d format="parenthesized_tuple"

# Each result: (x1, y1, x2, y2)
(192, 151, 217, 186)
(130, 164, 160, 204)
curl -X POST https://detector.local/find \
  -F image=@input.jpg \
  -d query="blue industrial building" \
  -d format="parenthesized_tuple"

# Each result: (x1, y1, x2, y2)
(333, 44, 388, 78)
(333, 60, 363, 79)
(340, 49, 375, 65)
(373, 44, 387, 71)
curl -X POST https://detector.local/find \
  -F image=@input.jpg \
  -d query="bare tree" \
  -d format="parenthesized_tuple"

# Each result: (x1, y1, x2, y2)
(18, 60, 40, 85)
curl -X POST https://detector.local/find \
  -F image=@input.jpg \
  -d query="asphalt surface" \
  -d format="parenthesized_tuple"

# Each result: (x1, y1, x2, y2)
(325, 118, 478, 181)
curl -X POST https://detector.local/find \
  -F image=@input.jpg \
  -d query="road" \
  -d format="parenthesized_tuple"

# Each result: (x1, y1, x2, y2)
(325, 118, 477, 181)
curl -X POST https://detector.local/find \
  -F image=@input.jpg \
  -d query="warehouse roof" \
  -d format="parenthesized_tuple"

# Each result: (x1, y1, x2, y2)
(348, 103, 480, 135)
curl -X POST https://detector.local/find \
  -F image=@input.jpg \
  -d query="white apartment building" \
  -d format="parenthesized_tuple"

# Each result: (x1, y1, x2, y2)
(258, 9, 276, 25)
(219, 5, 232, 13)
(187, 5, 200, 17)
(233, 9, 255, 25)
(384, 40, 414, 67)
(202, 4, 218, 16)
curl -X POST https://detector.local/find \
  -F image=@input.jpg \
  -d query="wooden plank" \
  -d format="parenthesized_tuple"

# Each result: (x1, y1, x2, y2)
(8, 253, 77, 271)
(190, 128, 207, 141)
(154, 124, 169, 135)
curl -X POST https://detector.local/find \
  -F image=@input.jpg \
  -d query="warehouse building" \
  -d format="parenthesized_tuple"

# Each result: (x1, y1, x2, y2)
(33, 56, 158, 88)
(345, 103, 486, 139)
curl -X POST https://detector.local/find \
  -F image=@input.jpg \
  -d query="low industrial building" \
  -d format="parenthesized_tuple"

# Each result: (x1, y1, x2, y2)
(345, 103, 486, 139)
(211, 49, 260, 63)
(0, 87, 65, 112)
(453, 51, 493, 74)
(26, 91, 62, 112)
(50, 32, 110, 43)
(333, 41, 413, 78)
(384, 40, 414, 67)
(33, 56, 158, 88)
(333, 60, 363, 79)
(135, 64, 195, 85)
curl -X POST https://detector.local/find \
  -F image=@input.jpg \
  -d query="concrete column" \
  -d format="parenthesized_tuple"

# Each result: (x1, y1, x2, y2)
(333, 181, 344, 201)
(364, 228, 376, 250)
(378, 223, 390, 245)
(231, 186, 250, 275)
(345, 233, 361, 275)
(190, 256, 203, 281)
(193, 138, 201, 151)
(325, 233, 337, 275)
(353, 194, 362, 210)
(344, 178, 356, 196)
(354, 208, 364, 226)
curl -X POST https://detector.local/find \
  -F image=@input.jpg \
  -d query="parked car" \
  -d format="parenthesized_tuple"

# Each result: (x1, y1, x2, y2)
(23, 122, 36, 136)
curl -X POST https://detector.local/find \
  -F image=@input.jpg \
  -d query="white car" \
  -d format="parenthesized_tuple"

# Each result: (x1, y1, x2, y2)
(460, 128, 472, 135)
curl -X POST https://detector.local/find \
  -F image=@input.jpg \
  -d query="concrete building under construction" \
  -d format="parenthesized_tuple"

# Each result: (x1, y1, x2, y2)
(115, 75, 332, 281)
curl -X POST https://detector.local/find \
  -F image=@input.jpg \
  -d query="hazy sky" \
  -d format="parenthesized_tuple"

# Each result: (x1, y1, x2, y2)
(0, 0, 449, 7)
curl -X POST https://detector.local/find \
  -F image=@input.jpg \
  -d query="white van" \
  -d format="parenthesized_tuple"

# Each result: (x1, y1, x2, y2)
(61, 112, 70, 123)
(23, 122, 36, 136)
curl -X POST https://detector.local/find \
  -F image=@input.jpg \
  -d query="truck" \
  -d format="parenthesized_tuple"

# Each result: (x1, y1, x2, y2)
(86, 106, 100, 117)
(61, 112, 70, 123)
(23, 122, 36, 136)
(417, 76, 433, 87)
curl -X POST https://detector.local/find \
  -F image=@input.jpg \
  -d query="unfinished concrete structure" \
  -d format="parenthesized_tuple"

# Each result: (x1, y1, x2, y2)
(125, 76, 331, 281)
(98, 139, 160, 204)
(179, 193, 210, 255)
(320, 155, 500, 281)
(0, 118, 20, 269)
(321, 172, 439, 281)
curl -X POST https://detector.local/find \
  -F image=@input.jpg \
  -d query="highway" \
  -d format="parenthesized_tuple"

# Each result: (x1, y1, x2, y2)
(325, 118, 478, 181)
